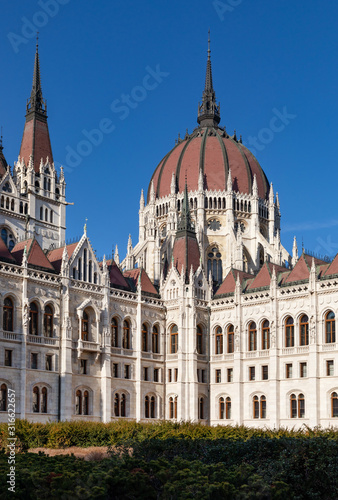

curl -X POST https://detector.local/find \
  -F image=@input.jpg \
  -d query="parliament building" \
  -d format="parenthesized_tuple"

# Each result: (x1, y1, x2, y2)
(0, 39, 337, 428)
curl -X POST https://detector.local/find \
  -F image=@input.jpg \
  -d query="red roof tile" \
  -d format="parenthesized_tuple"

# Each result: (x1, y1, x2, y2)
(172, 236, 200, 275)
(0, 238, 16, 262)
(109, 260, 130, 289)
(47, 242, 79, 273)
(284, 254, 310, 283)
(11, 238, 54, 270)
(323, 253, 338, 276)
(124, 268, 158, 295)
(19, 117, 54, 172)
(247, 262, 286, 290)
(215, 269, 253, 296)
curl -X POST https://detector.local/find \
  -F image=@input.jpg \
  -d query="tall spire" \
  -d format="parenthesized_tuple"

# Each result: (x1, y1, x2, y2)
(176, 182, 194, 236)
(197, 31, 221, 128)
(19, 37, 53, 170)
(27, 34, 46, 120)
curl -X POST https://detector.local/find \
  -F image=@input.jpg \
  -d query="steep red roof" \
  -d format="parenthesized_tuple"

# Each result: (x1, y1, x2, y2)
(283, 254, 310, 283)
(323, 253, 338, 276)
(11, 238, 54, 270)
(109, 260, 130, 289)
(215, 269, 253, 296)
(124, 268, 158, 295)
(19, 117, 53, 171)
(247, 262, 286, 290)
(172, 236, 200, 276)
(0, 238, 16, 262)
(47, 242, 78, 273)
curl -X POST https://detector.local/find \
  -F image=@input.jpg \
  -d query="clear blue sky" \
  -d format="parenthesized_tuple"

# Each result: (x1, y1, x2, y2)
(1, 0, 338, 262)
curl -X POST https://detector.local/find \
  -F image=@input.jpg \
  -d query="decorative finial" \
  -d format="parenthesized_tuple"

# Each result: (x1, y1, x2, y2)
(84, 218, 88, 235)
(0, 126, 3, 149)
(36, 31, 39, 50)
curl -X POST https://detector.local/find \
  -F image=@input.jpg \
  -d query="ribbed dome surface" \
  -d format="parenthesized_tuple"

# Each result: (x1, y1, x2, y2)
(148, 126, 269, 201)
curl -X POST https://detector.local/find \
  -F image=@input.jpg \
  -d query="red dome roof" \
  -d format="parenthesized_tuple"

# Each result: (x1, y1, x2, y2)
(148, 127, 269, 201)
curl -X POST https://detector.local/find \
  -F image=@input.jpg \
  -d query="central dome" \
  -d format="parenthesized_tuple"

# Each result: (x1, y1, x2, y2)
(148, 126, 269, 201)
(147, 35, 269, 203)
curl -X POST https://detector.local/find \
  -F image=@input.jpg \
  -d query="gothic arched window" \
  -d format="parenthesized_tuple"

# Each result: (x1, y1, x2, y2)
(248, 322, 257, 351)
(227, 324, 234, 353)
(285, 316, 294, 347)
(152, 325, 159, 353)
(29, 302, 39, 336)
(142, 323, 148, 352)
(3, 297, 13, 332)
(331, 392, 338, 417)
(123, 320, 130, 349)
(262, 320, 270, 350)
(81, 310, 89, 341)
(207, 247, 222, 284)
(43, 305, 53, 337)
(325, 311, 335, 343)
(170, 325, 178, 354)
(41, 387, 47, 413)
(196, 325, 203, 354)
(33, 386, 39, 413)
(111, 317, 118, 347)
(299, 315, 309, 346)
(215, 327, 223, 354)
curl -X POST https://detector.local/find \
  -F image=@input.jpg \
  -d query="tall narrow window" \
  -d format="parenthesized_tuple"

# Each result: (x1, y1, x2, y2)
(41, 387, 47, 413)
(226, 397, 231, 419)
(260, 396, 266, 419)
(83, 391, 89, 415)
(196, 325, 203, 354)
(40, 207, 43, 220)
(142, 323, 148, 352)
(145, 396, 150, 418)
(249, 322, 257, 351)
(331, 392, 338, 417)
(219, 397, 225, 419)
(285, 316, 294, 347)
(88, 260, 92, 283)
(215, 327, 223, 354)
(299, 315, 309, 346)
(33, 387, 39, 413)
(78, 258, 82, 281)
(228, 324, 234, 353)
(44, 305, 53, 337)
(29, 302, 39, 335)
(111, 317, 118, 347)
(114, 394, 119, 417)
(123, 320, 130, 349)
(81, 311, 89, 341)
(325, 311, 336, 343)
(152, 325, 159, 353)
(170, 325, 178, 354)
(3, 297, 13, 332)
(290, 393, 297, 418)
(169, 397, 174, 419)
(253, 396, 259, 419)
(83, 249, 87, 282)
(76, 390, 82, 415)
(0, 384, 7, 411)
(207, 247, 222, 284)
(262, 320, 270, 350)
(298, 394, 305, 418)
(121, 394, 126, 417)
(45, 208, 48, 221)
(199, 397, 204, 419)
(150, 396, 155, 418)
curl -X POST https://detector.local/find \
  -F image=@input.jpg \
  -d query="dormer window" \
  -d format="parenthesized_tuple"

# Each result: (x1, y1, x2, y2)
(2, 182, 11, 193)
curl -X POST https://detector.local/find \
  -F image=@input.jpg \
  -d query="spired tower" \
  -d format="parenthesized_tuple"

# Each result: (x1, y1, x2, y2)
(0, 40, 66, 252)
(127, 35, 290, 286)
